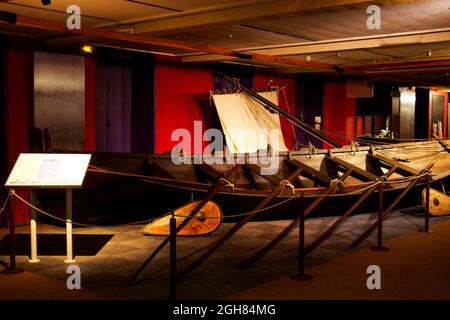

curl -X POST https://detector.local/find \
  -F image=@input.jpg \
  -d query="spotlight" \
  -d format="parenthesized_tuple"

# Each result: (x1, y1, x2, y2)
(41, 0, 51, 5)
(81, 44, 94, 54)
(333, 65, 345, 74)
(233, 52, 253, 60)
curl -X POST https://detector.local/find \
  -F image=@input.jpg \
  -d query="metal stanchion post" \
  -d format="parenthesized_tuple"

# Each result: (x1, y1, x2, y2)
(1, 190, 24, 275)
(290, 194, 313, 281)
(9, 192, 16, 271)
(169, 212, 177, 300)
(420, 172, 434, 233)
(371, 182, 389, 251)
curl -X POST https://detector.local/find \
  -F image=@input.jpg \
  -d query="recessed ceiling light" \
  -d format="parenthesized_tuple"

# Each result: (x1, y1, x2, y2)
(81, 44, 94, 54)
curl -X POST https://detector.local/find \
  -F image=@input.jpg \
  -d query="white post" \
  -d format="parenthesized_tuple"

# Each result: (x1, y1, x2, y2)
(29, 189, 40, 263)
(64, 189, 75, 263)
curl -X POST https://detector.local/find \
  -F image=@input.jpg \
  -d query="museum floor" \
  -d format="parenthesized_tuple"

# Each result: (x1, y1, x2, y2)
(0, 205, 449, 300)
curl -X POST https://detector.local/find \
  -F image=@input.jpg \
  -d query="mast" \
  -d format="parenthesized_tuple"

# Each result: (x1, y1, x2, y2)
(216, 71, 343, 148)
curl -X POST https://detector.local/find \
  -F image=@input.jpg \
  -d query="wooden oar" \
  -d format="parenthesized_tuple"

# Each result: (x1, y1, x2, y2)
(304, 166, 397, 255)
(129, 164, 240, 285)
(176, 168, 303, 281)
(350, 161, 434, 249)
(239, 169, 352, 269)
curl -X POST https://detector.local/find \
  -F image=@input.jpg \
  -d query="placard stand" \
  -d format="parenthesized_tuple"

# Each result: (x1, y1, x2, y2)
(29, 189, 39, 263)
(5, 153, 91, 267)
(64, 189, 75, 263)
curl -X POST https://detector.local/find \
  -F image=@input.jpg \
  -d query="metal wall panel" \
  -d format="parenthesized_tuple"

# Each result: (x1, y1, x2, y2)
(34, 51, 85, 151)
(432, 94, 445, 125)
(399, 89, 415, 139)
(95, 62, 131, 153)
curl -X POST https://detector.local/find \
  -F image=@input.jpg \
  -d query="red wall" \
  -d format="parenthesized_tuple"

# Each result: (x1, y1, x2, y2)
(6, 46, 33, 224)
(155, 63, 213, 154)
(84, 57, 96, 151)
(253, 74, 296, 150)
(323, 83, 356, 146)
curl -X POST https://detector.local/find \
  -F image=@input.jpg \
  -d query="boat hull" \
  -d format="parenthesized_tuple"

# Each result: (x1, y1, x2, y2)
(35, 139, 450, 226)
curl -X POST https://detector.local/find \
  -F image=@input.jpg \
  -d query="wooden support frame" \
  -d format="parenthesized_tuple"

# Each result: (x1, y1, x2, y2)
(242, 165, 262, 190)
(194, 163, 223, 182)
(368, 153, 420, 176)
(129, 164, 241, 285)
(285, 159, 330, 186)
(243, 164, 283, 186)
(349, 176, 421, 248)
(325, 156, 378, 182)
(349, 159, 434, 249)
(176, 168, 303, 281)
(304, 166, 397, 255)
(146, 161, 176, 180)
(239, 168, 352, 268)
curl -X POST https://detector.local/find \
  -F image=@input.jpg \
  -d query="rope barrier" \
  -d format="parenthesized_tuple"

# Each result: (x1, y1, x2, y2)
(5, 167, 432, 226)
(10, 187, 299, 224)
(0, 190, 12, 216)
(10, 190, 164, 228)
(175, 196, 298, 220)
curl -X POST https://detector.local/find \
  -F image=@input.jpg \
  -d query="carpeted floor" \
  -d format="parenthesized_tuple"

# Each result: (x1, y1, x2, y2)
(230, 219, 450, 300)
(0, 207, 449, 300)
(0, 234, 113, 256)
(0, 263, 110, 300)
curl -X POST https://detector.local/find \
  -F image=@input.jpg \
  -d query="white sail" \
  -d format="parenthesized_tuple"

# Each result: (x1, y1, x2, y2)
(212, 90, 288, 154)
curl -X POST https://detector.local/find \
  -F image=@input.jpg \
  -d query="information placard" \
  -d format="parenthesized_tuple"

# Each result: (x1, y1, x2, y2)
(5, 153, 91, 188)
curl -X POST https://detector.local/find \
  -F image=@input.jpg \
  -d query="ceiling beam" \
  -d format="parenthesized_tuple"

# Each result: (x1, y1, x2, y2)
(348, 58, 450, 72)
(182, 28, 450, 63)
(119, 0, 411, 35)
(4, 14, 337, 70)
(245, 28, 450, 56)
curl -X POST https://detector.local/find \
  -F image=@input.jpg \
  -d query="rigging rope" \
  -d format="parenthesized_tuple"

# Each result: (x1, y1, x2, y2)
(279, 86, 301, 150)
(6, 157, 434, 226)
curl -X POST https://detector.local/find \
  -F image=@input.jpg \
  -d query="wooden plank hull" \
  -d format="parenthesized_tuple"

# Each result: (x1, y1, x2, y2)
(35, 139, 450, 225)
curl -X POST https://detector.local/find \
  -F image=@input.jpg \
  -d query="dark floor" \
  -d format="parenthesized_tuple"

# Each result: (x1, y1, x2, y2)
(0, 205, 448, 300)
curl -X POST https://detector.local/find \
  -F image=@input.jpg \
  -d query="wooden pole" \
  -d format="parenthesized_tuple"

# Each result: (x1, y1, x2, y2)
(129, 164, 240, 285)
(306, 167, 397, 254)
(350, 176, 420, 248)
(218, 72, 342, 148)
(305, 183, 379, 255)
(240, 182, 336, 268)
(239, 169, 353, 269)
(176, 169, 302, 281)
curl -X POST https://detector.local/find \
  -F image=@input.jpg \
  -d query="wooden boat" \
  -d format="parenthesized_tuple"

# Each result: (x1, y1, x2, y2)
(141, 200, 222, 236)
(34, 138, 450, 226)
(34, 74, 450, 227)
(422, 188, 450, 216)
